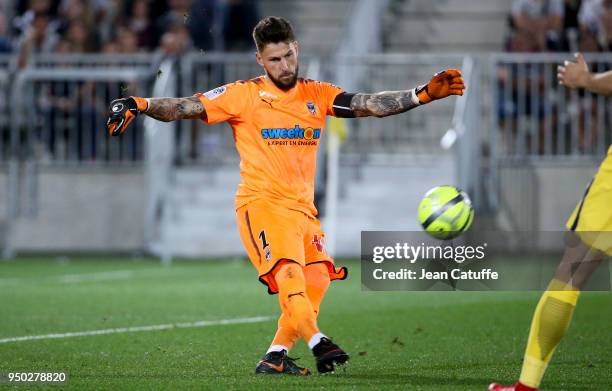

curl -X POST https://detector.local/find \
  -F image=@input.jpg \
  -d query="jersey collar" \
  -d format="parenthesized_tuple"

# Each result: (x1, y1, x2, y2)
(262, 75, 300, 99)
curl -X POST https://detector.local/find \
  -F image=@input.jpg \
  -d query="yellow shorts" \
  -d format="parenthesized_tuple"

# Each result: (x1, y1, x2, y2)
(236, 198, 347, 294)
(566, 147, 612, 255)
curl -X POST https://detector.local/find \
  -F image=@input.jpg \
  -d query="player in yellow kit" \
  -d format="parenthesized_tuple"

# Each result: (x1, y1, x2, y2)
(490, 53, 612, 391)
(106, 17, 465, 375)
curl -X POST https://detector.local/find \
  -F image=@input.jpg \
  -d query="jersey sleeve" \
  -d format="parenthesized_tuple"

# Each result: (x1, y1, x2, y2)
(316, 81, 345, 116)
(195, 82, 250, 124)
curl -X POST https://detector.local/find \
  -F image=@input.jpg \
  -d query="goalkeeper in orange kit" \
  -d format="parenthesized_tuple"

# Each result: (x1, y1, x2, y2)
(106, 17, 465, 375)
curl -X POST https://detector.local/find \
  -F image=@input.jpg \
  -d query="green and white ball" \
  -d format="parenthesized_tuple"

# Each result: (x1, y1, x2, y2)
(417, 185, 474, 240)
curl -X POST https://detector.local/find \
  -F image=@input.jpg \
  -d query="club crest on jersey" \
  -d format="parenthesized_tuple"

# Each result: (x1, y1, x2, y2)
(306, 101, 317, 115)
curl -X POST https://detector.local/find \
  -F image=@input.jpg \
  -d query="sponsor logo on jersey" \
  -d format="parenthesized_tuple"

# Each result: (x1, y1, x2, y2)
(261, 125, 321, 140)
(204, 86, 226, 100)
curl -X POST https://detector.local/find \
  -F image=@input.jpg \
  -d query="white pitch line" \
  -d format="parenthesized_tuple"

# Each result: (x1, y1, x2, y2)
(0, 269, 159, 285)
(0, 316, 274, 344)
(57, 270, 135, 284)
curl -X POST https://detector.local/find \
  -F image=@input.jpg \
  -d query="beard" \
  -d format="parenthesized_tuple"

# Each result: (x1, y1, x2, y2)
(268, 64, 299, 91)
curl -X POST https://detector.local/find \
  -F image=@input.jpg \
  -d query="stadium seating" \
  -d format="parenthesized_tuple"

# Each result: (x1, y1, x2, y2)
(154, 167, 241, 257)
(261, 0, 356, 56)
(384, 0, 510, 53)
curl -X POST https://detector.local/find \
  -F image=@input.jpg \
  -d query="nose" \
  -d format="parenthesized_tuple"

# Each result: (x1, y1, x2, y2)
(280, 58, 290, 71)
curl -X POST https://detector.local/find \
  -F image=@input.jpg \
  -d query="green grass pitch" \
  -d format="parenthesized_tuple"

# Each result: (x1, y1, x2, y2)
(0, 257, 610, 390)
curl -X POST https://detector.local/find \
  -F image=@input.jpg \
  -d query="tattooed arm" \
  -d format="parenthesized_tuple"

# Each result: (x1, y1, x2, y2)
(350, 90, 420, 118)
(332, 69, 465, 119)
(144, 96, 205, 122)
(106, 95, 206, 136)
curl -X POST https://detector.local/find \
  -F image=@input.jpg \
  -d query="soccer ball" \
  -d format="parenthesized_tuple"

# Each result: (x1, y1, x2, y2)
(417, 185, 474, 240)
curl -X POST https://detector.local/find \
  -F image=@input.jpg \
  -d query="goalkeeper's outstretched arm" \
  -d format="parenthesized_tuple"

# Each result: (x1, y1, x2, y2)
(144, 97, 204, 121)
(333, 69, 465, 118)
(106, 96, 205, 136)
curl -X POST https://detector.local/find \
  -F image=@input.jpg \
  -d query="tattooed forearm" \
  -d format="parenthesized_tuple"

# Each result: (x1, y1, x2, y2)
(144, 96, 205, 122)
(350, 90, 419, 118)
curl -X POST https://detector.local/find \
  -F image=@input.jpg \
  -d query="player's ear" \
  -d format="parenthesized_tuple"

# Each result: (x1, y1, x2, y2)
(255, 51, 264, 67)
(292, 41, 299, 57)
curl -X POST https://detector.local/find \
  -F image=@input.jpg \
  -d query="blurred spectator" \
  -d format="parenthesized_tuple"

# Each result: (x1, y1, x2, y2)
(17, 13, 60, 67)
(12, 0, 57, 36)
(511, 0, 564, 51)
(55, 38, 73, 53)
(168, 24, 193, 53)
(506, 30, 543, 52)
(58, 0, 94, 27)
(128, 0, 156, 49)
(101, 40, 121, 53)
(222, 0, 258, 51)
(96, 0, 124, 44)
(7, 0, 260, 55)
(116, 25, 140, 52)
(561, 0, 582, 51)
(159, 29, 189, 57)
(500, 7, 554, 155)
(65, 20, 98, 52)
(579, 0, 612, 51)
(15, 0, 58, 17)
(0, 12, 13, 53)
(187, 0, 217, 50)
(157, 0, 192, 40)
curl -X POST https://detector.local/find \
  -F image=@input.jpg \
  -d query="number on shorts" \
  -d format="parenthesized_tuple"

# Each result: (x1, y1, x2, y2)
(258, 230, 269, 250)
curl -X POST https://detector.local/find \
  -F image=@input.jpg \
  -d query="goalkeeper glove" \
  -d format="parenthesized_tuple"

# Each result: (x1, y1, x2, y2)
(416, 69, 465, 104)
(106, 96, 148, 136)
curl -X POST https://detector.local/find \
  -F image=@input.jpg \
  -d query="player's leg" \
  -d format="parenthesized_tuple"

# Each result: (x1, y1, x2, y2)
(304, 262, 331, 318)
(489, 236, 605, 391)
(491, 154, 612, 390)
(268, 306, 299, 353)
(264, 263, 332, 367)
(235, 202, 310, 375)
(301, 219, 349, 373)
(267, 263, 329, 352)
(275, 261, 321, 343)
(275, 259, 348, 373)
(518, 239, 602, 390)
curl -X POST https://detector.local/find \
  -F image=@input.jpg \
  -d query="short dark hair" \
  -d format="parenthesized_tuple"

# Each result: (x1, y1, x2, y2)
(252, 17, 295, 52)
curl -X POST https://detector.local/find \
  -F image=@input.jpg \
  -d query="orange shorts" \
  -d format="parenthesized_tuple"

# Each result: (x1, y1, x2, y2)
(236, 198, 347, 294)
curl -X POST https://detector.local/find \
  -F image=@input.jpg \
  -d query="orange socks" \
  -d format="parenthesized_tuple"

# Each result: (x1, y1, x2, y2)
(270, 312, 300, 351)
(304, 263, 331, 317)
(274, 261, 319, 343)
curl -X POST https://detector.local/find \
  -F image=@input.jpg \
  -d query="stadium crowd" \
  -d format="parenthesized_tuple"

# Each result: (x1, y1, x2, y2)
(507, 0, 612, 53)
(498, 0, 612, 156)
(0, 0, 259, 66)
(1, 0, 609, 161)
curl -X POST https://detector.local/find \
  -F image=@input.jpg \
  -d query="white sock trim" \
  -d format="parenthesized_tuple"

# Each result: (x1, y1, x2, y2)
(266, 344, 289, 354)
(308, 332, 327, 350)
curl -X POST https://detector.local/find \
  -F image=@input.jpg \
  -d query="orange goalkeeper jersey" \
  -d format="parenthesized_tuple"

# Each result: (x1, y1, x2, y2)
(196, 76, 344, 217)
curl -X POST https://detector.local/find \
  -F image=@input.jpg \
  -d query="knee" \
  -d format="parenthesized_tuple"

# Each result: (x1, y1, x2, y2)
(305, 263, 331, 289)
(276, 261, 305, 282)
